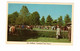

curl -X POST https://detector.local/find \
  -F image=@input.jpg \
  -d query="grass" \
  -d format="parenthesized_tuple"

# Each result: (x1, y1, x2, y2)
(33, 28, 68, 32)
(8, 28, 69, 43)
(33, 28, 55, 31)
(26, 37, 70, 43)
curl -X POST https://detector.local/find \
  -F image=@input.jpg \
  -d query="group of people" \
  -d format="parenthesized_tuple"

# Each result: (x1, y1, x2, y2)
(8, 25, 33, 35)
(34, 25, 51, 30)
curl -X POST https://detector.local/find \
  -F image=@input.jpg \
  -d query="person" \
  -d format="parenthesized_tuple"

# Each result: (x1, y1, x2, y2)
(47, 26, 49, 30)
(52, 26, 55, 30)
(54, 26, 55, 30)
(52, 26, 54, 30)
(19, 25, 21, 28)
(11, 25, 15, 35)
(30, 25, 33, 30)
(56, 25, 61, 39)
(22, 25, 24, 29)
(67, 25, 71, 41)
(9, 25, 12, 34)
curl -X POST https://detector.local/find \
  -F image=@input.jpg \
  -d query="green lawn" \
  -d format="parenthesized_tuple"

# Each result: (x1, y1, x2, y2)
(33, 28, 55, 31)
(33, 28, 68, 32)
(26, 37, 70, 43)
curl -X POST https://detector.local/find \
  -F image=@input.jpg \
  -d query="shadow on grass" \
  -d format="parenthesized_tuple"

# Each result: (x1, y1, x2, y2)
(7, 29, 39, 41)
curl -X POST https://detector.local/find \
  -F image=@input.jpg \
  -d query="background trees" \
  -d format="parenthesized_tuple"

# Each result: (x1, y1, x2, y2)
(15, 15, 24, 25)
(20, 6, 29, 17)
(64, 14, 71, 26)
(8, 5, 71, 26)
(52, 19, 57, 26)
(40, 16, 45, 25)
(46, 15, 53, 25)
(17, 6, 30, 25)
(15, 6, 40, 25)
(28, 11, 40, 25)
(57, 16, 63, 26)
(8, 11, 19, 25)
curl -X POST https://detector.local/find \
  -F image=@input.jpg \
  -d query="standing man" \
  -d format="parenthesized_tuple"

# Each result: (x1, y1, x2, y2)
(67, 25, 71, 41)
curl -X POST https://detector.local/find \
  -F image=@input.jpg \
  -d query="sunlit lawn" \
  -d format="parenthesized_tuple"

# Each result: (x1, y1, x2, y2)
(33, 28, 55, 31)
(26, 37, 70, 43)
(33, 28, 68, 32)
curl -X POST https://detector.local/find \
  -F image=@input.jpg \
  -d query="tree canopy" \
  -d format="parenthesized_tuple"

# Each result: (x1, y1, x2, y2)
(20, 6, 29, 17)
(30, 11, 40, 25)
(40, 16, 45, 25)
(8, 5, 71, 26)
(57, 16, 63, 26)
(46, 15, 53, 25)
(64, 14, 71, 26)
(8, 11, 19, 25)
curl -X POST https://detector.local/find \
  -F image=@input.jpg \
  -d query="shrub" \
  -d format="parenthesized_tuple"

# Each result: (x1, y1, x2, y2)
(8, 29, 68, 41)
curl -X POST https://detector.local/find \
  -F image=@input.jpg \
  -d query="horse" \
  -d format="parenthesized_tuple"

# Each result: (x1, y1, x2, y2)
(9, 25, 15, 35)
(26, 25, 33, 30)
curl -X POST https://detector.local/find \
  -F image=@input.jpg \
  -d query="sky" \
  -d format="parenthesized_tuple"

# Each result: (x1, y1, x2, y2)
(8, 3, 72, 20)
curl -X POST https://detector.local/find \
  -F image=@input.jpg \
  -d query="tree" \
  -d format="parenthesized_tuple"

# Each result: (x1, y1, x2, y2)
(40, 16, 45, 25)
(27, 15, 33, 25)
(12, 11, 19, 17)
(8, 11, 19, 25)
(16, 15, 23, 25)
(16, 15, 28, 25)
(64, 14, 71, 26)
(46, 15, 53, 25)
(30, 11, 40, 25)
(52, 19, 57, 26)
(18, 5, 30, 25)
(57, 16, 63, 26)
(20, 6, 29, 17)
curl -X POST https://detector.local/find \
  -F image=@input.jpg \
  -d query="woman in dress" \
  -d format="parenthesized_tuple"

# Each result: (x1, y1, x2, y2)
(56, 25, 61, 39)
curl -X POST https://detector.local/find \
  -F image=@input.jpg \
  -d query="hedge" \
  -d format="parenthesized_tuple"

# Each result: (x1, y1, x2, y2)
(8, 28, 68, 41)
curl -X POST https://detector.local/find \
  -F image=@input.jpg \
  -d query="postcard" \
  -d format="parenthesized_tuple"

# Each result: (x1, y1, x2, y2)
(7, 2, 73, 45)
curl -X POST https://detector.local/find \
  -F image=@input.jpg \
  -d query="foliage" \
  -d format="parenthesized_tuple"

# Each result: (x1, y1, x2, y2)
(64, 14, 71, 26)
(46, 15, 53, 25)
(17, 6, 30, 25)
(8, 11, 19, 25)
(8, 5, 71, 26)
(30, 11, 40, 25)
(40, 16, 45, 25)
(52, 19, 57, 26)
(15, 15, 27, 25)
(20, 6, 29, 17)
(57, 16, 63, 26)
